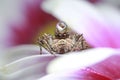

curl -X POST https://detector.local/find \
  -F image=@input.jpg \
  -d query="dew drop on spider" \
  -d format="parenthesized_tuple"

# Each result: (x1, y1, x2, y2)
(56, 21, 67, 33)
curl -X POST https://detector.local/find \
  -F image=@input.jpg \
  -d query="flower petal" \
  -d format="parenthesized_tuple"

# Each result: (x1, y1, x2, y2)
(46, 48, 120, 79)
(42, 0, 120, 48)
(0, 44, 49, 66)
(89, 54, 120, 79)
(38, 71, 111, 80)
(0, 55, 56, 80)
(47, 48, 119, 74)
(38, 72, 80, 80)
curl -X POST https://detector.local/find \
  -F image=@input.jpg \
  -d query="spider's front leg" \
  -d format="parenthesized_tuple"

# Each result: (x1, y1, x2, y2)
(71, 33, 89, 51)
(37, 37, 45, 54)
(38, 33, 55, 55)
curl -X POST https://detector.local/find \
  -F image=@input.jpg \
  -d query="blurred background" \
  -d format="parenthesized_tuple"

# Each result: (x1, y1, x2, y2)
(0, 0, 120, 50)
(0, 0, 57, 51)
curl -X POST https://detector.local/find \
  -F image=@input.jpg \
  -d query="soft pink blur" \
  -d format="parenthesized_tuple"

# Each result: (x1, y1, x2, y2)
(0, 0, 57, 49)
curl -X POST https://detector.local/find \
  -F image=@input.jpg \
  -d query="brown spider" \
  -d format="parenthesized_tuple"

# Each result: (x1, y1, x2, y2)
(37, 21, 90, 55)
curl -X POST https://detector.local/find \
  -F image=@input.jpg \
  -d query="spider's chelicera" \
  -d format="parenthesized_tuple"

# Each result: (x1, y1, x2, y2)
(37, 21, 90, 55)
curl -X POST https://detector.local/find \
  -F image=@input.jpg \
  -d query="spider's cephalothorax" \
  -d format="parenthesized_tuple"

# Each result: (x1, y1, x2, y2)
(37, 21, 90, 55)
(55, 21, 69, 39)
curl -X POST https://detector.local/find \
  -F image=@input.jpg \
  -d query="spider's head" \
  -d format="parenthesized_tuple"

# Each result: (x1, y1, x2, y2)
(55, 21, 69, 39)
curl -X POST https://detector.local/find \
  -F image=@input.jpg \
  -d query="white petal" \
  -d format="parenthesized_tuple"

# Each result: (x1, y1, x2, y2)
(38, 72, 75, 80)
(0, 72, 8, 80)
(0, 55, 56, 80)
(42, 0, 103, 32)
(47, 48, 119, 74)
(0, 44, 49, 66)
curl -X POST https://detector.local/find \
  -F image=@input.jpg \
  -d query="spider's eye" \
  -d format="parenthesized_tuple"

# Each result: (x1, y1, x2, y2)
(56, 21, 67, 32)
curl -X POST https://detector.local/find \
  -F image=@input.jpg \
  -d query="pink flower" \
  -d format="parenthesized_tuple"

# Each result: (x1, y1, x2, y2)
(1, 0, 120, 80)
(35, 0, 120, 80)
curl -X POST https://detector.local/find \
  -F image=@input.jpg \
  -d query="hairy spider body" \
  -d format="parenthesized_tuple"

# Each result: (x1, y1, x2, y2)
(52, 38, 74, 54)
(37, 21, 89, 55)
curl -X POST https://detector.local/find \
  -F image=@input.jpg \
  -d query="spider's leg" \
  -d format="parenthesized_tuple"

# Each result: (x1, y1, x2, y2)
(43, 33, 56, 55)
(73, 33, 90, 51)
(81, 38, 90, 50)
(37, 36, 53, 55)
(71, 34, 83, 51)
(37, 38, 42, 54)
(37, 39, 44, 54)
(39, 34, 55, 55)
(38, 40, 55, 55)
(40, 45, 42, 54)
(37, 33, 56, 55)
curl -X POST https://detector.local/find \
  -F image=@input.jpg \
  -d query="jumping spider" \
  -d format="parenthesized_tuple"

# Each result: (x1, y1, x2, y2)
(37, 21, 90, 55)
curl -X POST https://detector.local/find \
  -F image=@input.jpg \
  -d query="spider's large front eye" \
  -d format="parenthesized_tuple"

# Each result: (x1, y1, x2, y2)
(56, 21, 67, 32)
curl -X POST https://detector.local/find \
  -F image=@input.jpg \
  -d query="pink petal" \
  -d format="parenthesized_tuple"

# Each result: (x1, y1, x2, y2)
(47, 48, 117, 74)
(42, 0, 120, 48)
(38, 70, 111, 80)
(44, 48, 120, 80)
(81, 6, 120, 48)
(0, 0, 56, 49)
(70, 54, 120, 80)
(89, 54, 120, 79)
